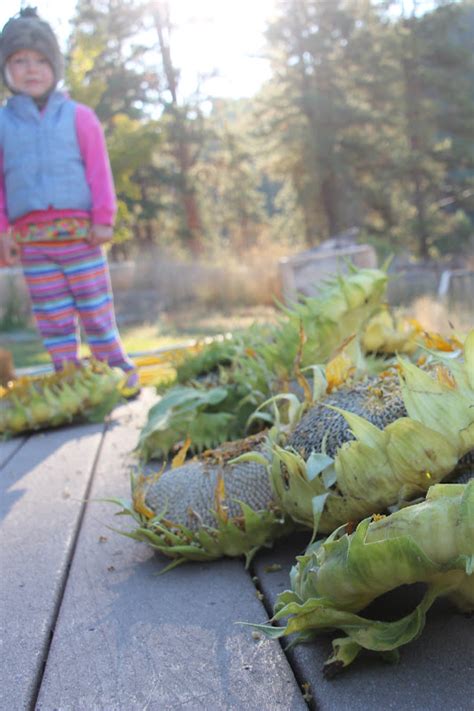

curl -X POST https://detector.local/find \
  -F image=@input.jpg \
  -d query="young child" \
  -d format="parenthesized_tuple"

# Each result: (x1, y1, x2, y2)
(0, 7, 139, 395)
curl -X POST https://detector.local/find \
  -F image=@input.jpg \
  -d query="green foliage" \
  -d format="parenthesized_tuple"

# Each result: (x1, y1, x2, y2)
(60, 0, 473, 257)
(251, 481, 473, 674)
(259, 0, 474, 255)
(65, 0, 163, 248)
(175, 338, 236, 383)
(0, 362, 123, 436)
(195, 100, 268, 250)
(136, 385, 241, 460)
(110, 484, 295, 568)
(0, 276, 31, 331)
(136, 266, 388, 460)
(67, 0, 158, 121)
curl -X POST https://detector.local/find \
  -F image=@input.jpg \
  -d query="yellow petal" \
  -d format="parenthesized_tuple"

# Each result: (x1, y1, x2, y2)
(214, 472, 228, 523)
(325, 352, 355, 392)
(132, 476, 157, 520)
(464, 330, 474, 389)
(435, 365, 456, 390)
(421, 331, 459, 352)
(172, 435, 192, 468)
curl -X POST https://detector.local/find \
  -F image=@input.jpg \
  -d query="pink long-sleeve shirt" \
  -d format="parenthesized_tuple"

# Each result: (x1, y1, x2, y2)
(0, 103, 117, 233)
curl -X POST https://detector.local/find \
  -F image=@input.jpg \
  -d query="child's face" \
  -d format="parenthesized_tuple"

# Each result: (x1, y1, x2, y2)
(6, 49, 54, 98)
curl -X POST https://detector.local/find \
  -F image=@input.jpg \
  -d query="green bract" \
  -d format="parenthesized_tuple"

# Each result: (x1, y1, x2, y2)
(270, 332, 474, 534)
(110, 435, 296, 570)
(0, 361, 123, 436)
(113, 332, 472, 568)
(135, 385, 239, 461)
(111, 492, 295, 572)
(248, 480, 474, 675)
(135, 266, 389, 460)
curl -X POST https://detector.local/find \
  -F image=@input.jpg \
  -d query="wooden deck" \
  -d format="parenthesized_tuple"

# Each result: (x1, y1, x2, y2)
(1, 390, 473, 711)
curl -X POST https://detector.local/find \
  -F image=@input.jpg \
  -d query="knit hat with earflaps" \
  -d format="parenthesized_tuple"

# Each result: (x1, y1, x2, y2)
(0, 7, 63, 91)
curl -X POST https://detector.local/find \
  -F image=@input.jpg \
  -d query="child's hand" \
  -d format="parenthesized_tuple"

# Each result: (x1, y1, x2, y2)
(88, 224, 114, 246)
(0, 234, 20, 266)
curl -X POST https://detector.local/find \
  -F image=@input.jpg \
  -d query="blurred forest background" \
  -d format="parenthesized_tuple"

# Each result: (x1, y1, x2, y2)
(56, 0, 474, 260)
(0, 0, 474, 259)
(1, 0, 474, 360)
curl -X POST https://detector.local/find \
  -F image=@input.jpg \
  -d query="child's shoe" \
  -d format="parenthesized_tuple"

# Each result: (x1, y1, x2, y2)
(119, 368, 141, 399)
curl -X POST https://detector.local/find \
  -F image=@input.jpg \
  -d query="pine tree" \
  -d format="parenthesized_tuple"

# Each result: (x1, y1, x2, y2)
(261, 0, 383, 243)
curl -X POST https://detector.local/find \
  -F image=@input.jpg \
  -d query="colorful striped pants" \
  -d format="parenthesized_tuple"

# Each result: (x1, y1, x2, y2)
(20, 240, 135, 373)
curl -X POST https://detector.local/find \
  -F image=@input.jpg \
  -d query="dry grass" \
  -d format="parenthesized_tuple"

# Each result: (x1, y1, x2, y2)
(158, 304, 279, 336)
(130, 237, 298, 313)
(4, 236, 473, 371)
(404, 296, 473, 335)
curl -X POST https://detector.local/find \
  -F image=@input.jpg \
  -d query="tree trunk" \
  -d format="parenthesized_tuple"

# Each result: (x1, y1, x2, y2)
(153, 3, 203, 256)
(292, 1, 347, 242)
(320, 172, 343, 237)
(400, 15, 430, 259)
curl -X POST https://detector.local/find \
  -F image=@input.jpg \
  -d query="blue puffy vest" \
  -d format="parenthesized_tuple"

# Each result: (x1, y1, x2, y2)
(0, 91, 92, 222)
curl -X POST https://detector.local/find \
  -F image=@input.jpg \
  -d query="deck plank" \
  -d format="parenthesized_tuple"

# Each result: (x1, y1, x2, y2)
(0, 435, 27, 468)
(0, 423, 105, 711)
(254, 532, 474, 711)
(36, 392, 307, 711)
